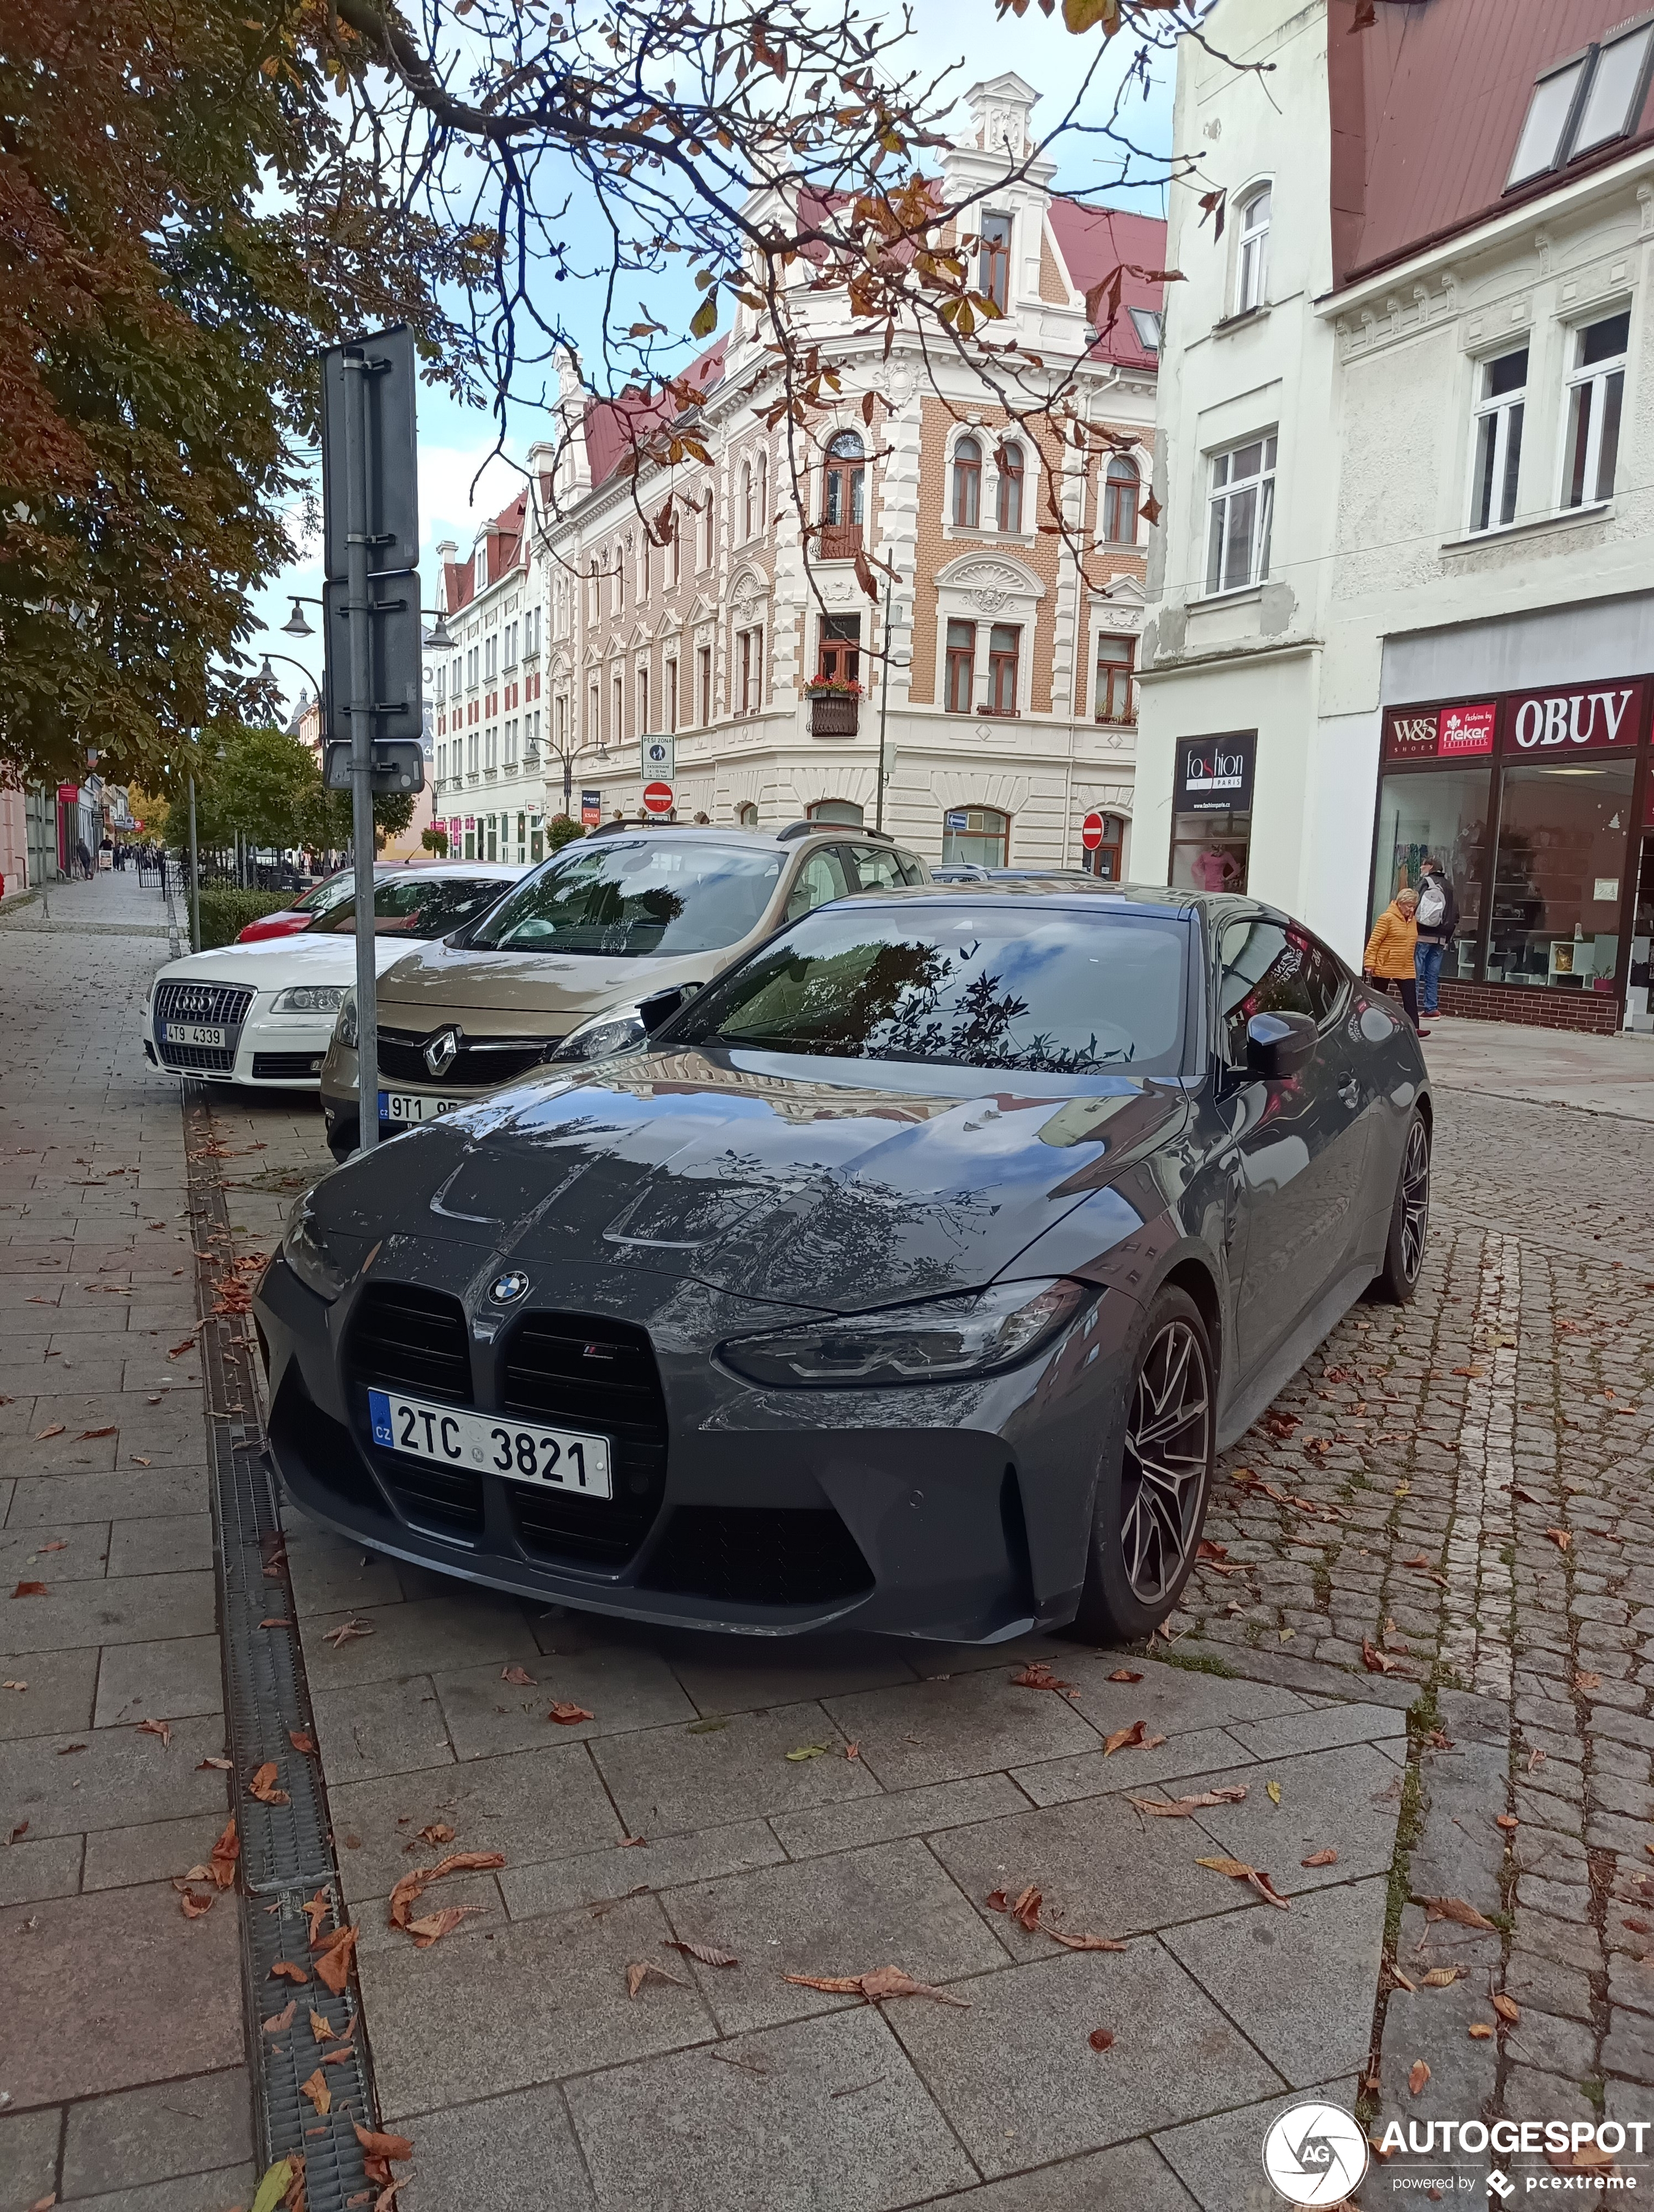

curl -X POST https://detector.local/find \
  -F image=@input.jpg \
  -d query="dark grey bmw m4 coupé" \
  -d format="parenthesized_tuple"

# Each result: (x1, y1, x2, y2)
(255, 883, 1430, 1645)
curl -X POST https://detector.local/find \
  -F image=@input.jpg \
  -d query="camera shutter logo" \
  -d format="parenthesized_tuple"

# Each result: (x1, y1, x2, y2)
(1261, 2100, 1368, 2205)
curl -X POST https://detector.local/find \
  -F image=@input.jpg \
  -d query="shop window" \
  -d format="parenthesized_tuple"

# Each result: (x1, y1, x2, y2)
(1086, 813, 1127, 881)
(980, 214, 1012, 311)
(1370, 763, 1493, 968)
(1235, 185, 1271, 313)
(807, 799, 863, 826)
(1487, 758, 1633, 993)
(1470, 347, 1527, 532)
(985, 624, 1021, 716)
(819, 614, 860, 686)
(1104, 455, 1140, 544)
(942, 806, 1009, 867)
(945, 620, 975, 713)
(1205, 434, 1276, 595)
(953, 436, 983, 529)
(1563, 311, 1629, 509)
(1095, 634, 1136, 723)
(996, 442, 1024, 533)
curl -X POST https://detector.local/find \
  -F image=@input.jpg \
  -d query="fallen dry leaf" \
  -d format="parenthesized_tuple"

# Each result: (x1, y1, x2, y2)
(1550, 2144, 1616, 2177)
(1106, 1668, 1143, 1683)
(1575, 1671, 1601, 1691)
(415, 1822, 455, 1847)
(262, 2001, 296, 2034)
(167, 1338, 196, 1358)
(1545, 1527, 1571, 1552)
(309, 2009, 337, 2043)
(626, 1959, 686, 1997)
(271, 1960, 310, 1985)
(298, 2068, 331, 2117)
(312, 1925, 358, 1995)
(500, 1664, 537, 1686)
(785, 1743, 830, 1761)
(1127, 1786, 1250, 1819)
(288, 1729, 316, 1756)
(1419, 1895, 1498, 1933)
(12, 1582, 48, 1598)
(1265, 1780, 1282, 1806)
(1390, 1966, 1417, 1992)
(1043, 1927, 1128, 1951)
(354, 2125, 414, 2163)
(1196, 1538, 1228, 1561)
(1301, 1848, 1339, 1868)
(1494, 1814, 1519, 1832)
(1011, 1660, 1076, 1695)
(1362, 1638, 1400, 1674)
(783, 1964, 971, 2007)
(178, 1884, 214, 1919)
(247, 1761, 290, 1807)
(408, 1905, 487, 1948)
(208, 1818, 239, 1888)
(135, 1718, 172, 1748)
(76, 1426, 117, 1440)
(1196, 1856, 1291, 1909)
(844, 1742, 860, 1761)
(1409, 2059, 1431, 2095)
(987, 1882, 1043, 1932)
(38, 1540, 67, 1553)
(323, 1618, 374, 1648)
(34, 1425, 65, 1441)
(302, 1888, 329, 1944)
(387, 1849, 507, 1931)
(1089, 2027, 1115, 2052)
(1492, 1992, 1520, 2025)
(664, 1938, 739, 1967)
(1468, 2022, 1494, 2039)
(548, 1701, 595, 1725)
(1420, 1967, 1460, 1988)
(1102, 1719, 1167, 1756)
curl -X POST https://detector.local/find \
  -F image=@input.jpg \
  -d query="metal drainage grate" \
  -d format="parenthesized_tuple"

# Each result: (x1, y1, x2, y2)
(186, 1090, 382, 2212)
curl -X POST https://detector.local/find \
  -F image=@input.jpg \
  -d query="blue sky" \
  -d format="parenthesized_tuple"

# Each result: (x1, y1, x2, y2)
(251, 7, 1178, 719)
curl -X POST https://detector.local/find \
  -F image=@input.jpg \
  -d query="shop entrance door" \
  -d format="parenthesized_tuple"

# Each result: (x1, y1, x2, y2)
(1628, 835, 1654, 1030)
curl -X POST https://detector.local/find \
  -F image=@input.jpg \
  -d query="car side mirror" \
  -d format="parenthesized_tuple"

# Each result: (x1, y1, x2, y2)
(1245, 1010, 1317, 1080)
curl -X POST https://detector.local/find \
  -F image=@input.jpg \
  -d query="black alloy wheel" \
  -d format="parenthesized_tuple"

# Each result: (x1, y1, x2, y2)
(1371, 1111, 1430, 1305)
(1070, 1284, 1215, 1644)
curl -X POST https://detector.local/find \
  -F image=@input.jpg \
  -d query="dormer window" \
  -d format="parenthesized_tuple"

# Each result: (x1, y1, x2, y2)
(1507, 18, 1654, 188)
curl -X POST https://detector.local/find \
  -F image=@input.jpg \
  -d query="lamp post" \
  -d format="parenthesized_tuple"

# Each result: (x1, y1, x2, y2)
(874, 575, 911, 836)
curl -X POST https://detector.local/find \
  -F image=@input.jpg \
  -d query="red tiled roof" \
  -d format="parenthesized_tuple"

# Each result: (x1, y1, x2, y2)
(440, 490, 529, 615)
(1329, 0, 1654, 289)
(585, 338, 730, 490)
(1046, 200, 1168, 368)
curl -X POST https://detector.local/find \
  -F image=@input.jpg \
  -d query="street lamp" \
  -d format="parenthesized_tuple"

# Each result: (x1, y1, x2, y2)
(272, 597, 456, 651)
(282, 598, 314, 638)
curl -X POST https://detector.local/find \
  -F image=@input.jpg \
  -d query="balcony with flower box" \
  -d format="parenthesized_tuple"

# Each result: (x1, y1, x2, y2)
(805, 675, 863, 738)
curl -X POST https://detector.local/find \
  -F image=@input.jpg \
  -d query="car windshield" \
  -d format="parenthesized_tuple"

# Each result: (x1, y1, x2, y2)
(309, 875, 510, 938)
(466, 839, 785, 957)
(671, 903, 1190, 1075)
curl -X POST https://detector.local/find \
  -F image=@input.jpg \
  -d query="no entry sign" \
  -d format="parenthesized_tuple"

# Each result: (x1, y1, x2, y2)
(1080, 812, 1105, 851)
(642, 781, 674, 816)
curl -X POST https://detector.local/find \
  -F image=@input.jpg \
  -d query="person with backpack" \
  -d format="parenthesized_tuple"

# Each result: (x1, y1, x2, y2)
(1413, 858, 1457, 1021)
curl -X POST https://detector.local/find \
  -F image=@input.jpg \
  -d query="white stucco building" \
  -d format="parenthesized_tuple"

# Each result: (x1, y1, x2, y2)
(429, 498, 549, 864)
(1140, 0, 1654, 1032)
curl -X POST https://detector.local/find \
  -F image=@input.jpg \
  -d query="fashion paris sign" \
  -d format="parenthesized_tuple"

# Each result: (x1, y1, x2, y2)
(1175, 730, 1255, 813)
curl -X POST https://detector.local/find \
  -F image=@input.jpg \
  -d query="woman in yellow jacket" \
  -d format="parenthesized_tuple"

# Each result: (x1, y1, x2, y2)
(1364, 886, 1427, 1036)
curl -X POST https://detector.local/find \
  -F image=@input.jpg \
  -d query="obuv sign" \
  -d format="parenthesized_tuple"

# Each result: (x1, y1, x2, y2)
(1382, 677, 1650, 760)
(1510, 685, 1639, 752)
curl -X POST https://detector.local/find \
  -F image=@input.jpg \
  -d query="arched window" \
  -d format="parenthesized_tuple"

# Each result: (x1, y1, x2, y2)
(757, 450, 768, 535)
(996, 441, 1024, 533)
(941, 806, 1009, 868)
(741, 459, 755, 541)
(1104, 457, 1140, 545)
(824, 432, 865, 528)
(1237, 184, 1271, 313)
(807, 799, 864, 826)
(737, 801, 759, 828)
(953, 436, 982, 529)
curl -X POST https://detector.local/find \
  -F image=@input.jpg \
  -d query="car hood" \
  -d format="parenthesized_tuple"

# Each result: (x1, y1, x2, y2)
(155, 933, 433, 989)
(374, 935, 727, 1025)
(316, 1046, 1188, 1312)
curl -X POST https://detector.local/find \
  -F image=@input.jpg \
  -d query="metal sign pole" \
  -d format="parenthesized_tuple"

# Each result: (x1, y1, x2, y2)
(875, 573, 893, 835)
(188, 772, 201, 954)
(343, 353, 380, 1154)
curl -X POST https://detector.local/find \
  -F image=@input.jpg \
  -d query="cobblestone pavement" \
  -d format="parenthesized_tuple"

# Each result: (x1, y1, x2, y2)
(0, 871, 257, 2212)
(5, 886, 1651, 2211)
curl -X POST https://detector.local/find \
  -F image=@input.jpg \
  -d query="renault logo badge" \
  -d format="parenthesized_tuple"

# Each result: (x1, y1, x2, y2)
(425, 1027, 461, 1079)
(489, 1270, 530, 1305)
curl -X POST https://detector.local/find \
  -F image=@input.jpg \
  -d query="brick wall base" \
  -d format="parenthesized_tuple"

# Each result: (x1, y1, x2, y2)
(1434, 980, 1621, 1035)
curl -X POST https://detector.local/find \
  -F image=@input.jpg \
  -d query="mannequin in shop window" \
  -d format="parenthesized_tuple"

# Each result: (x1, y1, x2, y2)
(1190, 842, 1241, 892)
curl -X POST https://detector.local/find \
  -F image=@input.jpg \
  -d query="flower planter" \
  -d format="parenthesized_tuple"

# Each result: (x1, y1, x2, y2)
(809, 693, 860, 737)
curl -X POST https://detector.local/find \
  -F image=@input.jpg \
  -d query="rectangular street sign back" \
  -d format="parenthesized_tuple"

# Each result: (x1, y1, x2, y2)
(321, 576, 424, 743)
(320, 324, 420, 582)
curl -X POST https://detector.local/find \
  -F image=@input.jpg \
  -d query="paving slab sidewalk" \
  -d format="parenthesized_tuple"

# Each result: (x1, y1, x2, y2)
(0, 872, 255, 2212)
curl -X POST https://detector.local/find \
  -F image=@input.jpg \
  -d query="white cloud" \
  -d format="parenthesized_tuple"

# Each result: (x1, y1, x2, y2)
(420, 442, 533, 563)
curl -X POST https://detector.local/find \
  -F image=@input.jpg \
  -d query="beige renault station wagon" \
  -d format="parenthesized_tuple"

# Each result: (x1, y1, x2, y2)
(317, 820, 929, 1157)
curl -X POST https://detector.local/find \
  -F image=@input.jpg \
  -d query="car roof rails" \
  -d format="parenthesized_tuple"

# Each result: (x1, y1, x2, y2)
(776, 821, 894, 844)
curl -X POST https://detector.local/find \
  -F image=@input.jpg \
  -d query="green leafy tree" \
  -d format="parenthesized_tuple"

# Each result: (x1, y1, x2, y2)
(421, 824, 450, 857)
(546, 815, 585, 855)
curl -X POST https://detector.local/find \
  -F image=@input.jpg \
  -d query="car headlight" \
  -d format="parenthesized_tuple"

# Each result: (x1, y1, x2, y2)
(271, 984, 347, 1015)
(719, 1277, 1089, 1387)
(333, 987, 357, 1049)
(281, 1192, 367, 1303)
(548, 1004, 650, 1063)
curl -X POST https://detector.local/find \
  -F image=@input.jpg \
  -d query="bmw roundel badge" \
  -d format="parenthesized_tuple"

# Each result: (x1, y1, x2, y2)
(488, 1269, 530, 1305)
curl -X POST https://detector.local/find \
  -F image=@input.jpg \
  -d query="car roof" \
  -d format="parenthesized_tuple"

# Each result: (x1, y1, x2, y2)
(837, 878, 1200, 920)
(580, 823, 908, 854)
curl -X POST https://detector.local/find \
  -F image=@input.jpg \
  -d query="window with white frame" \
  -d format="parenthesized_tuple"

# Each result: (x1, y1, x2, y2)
(505, 719, 518, 767)
(1094, 633, 1135, 722)
(996, 441, 1024, 533)
(467, 731, 479, 776)
(1103, 455, 1140, 545)
(484, 634, 498, 681)
(741, 460, 755, 541)
(952, 436, 982, 528)
(1205, 434, 1276, 595)
(1468, 345, 1527, 533)
(1563, 309, 1629, 509)
(1235, 186, 1271, 314)
(738, 625, 763, 712)
(484, 727, 498, 773)
(980, 214, 1012, 313)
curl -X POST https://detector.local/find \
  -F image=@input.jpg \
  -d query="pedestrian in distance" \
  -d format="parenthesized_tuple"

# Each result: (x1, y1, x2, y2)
(1364, 885, 1428, 1037)
(1413, 857, 1457, 1021)
(74, 837, 93, 880)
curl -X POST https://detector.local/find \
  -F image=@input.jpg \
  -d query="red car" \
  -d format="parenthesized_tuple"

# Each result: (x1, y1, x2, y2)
(236, 869, 359, 943)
